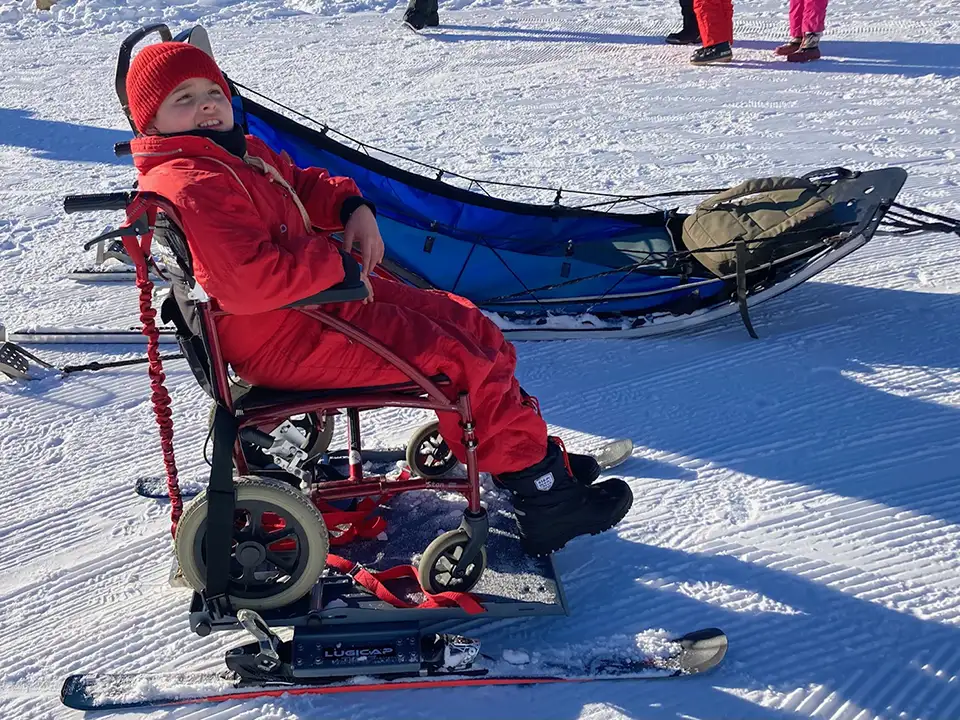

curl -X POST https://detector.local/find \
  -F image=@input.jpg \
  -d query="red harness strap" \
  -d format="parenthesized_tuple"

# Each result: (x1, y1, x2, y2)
(315, 497, 388, 546)
(325, 553, 485, 615)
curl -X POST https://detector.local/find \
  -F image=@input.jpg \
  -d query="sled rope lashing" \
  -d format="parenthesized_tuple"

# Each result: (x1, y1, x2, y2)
(879, 202, 960, 237)
(479, 223, 853, 308)
(233, 82, 726, 212)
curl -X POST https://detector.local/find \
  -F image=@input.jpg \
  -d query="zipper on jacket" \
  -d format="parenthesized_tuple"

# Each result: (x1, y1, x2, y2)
(132, 148, 185, 159)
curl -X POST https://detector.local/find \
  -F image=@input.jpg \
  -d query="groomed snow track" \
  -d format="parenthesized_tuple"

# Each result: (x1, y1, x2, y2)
(2, 2, 960, 718)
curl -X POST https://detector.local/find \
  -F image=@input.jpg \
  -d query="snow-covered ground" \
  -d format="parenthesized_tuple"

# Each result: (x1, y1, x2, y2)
(2, 0, 960, 717)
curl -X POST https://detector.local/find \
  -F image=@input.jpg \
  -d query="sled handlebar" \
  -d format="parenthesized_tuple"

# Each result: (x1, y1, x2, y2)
(116, 24, 173, 132)
(64, 192, 134, 214)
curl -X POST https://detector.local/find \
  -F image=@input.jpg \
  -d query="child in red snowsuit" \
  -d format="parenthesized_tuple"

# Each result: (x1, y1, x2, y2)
(775, 0, 828, 62)
(691, 0, 734, 65)
(124, 42, 632, 557)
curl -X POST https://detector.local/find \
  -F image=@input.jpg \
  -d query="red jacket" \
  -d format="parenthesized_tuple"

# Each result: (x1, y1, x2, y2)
(130, 134, 362, 365)
(131, 133, 549, 474)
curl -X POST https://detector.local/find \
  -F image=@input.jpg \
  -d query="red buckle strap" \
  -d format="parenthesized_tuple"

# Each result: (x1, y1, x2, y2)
(315, 497, 389, 546)
(325, 554, 485, 615)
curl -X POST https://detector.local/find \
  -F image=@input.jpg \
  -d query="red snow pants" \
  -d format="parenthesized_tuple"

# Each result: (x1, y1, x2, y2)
(694, 0, 733, 47)
(233, 275, 549, 475)
(789, 0, 828, 37)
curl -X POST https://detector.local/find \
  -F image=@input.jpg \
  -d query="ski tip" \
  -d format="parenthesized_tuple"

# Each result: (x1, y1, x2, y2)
(134, 476, 204, 500)
(675, 628, 727, 674)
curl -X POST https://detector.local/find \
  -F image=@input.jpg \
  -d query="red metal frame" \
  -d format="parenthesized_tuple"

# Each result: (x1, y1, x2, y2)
(197, 276, 483, 515)
(113, 189, 484, 531)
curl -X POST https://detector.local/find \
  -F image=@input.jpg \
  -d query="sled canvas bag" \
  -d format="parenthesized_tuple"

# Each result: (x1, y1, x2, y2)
(681, 177, 836, 278)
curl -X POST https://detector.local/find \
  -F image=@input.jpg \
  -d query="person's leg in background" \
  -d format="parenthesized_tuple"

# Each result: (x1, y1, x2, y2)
(776, 0, 804, 55)
(666, 0, 701, 45)
(690, 0, 734, 65)
(789, 0, 827, 62)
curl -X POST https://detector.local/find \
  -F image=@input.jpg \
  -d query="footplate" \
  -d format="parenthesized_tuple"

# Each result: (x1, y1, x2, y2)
(0, 341, 52, 380)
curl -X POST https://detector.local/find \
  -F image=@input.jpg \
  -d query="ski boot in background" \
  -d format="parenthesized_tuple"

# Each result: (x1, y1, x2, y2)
(403, 0, 439, 30)
(788, 32, 822, 62)
(690, 41, 733, 65)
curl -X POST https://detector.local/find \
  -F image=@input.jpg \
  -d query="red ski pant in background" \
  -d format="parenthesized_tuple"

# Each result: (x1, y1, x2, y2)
(694, 0, 733, 47)
(234, 275, 549, 475)
(789, 0, 828, 37)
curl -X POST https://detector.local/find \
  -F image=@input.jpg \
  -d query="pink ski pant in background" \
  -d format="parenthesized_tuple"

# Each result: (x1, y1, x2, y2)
(789, 0, 828, 36)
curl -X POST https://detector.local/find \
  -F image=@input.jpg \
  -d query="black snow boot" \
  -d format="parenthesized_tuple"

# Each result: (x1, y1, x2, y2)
(568, 452, 601, 485)
(403, 0, 439, 30)
(493, 448, 600, 487)
(497, 439, 633, 557)
(690, 42, 733, 65)
(665, 0, 700, 45)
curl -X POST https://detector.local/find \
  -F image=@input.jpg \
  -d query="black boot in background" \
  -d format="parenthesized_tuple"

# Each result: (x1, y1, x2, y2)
(690, 41, 733, 64)
(497, 439, 633, 557)
(666, 0, 701, 45)
(404, 0, 439, 30)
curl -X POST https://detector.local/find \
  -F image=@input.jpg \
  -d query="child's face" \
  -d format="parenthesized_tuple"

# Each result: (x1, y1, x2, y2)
(147, 77, 234, 135)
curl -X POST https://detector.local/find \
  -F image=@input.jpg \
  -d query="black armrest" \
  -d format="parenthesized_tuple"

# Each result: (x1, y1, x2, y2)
(284, 251, 368, 308)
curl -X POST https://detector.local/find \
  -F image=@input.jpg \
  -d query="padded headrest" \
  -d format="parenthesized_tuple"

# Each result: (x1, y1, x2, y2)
(175, 25, 214, 59)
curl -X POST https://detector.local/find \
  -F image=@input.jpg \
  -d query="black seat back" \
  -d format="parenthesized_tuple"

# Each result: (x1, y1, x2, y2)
(154, 214, 216, 398)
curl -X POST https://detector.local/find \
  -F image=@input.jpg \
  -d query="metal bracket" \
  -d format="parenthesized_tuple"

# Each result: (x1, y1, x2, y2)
(94, 238, 135, 266)
(0, 340, 53, 380)
(453, 509, 489, 578)
(237, 609, 282, 673)
(82, 214, 151, 252)
(238, 424, 313, 486)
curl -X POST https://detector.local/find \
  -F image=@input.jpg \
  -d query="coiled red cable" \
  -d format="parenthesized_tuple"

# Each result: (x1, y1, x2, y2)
(122, 197, 182, 536)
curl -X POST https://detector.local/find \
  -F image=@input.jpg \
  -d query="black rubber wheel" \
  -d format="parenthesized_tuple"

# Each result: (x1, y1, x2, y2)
(406, 421, 458, 478)
(419, 529, 486, 594)
(174, 476, 329, 610)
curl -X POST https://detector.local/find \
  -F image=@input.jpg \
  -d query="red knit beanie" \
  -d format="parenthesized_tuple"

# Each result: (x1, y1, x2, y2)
(126, 42, 231, 133)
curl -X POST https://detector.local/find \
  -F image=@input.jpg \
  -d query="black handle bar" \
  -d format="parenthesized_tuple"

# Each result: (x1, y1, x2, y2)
(116, 24, 173, 132)
(63, 192, 134, 214)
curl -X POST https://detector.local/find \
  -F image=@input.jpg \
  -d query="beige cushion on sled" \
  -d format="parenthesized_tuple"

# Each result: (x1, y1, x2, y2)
(682, 177, 834, 278)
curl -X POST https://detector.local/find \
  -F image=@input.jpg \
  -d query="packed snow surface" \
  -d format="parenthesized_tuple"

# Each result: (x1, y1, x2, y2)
(2, 0, 960, 717)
